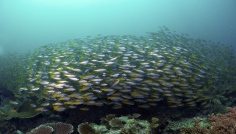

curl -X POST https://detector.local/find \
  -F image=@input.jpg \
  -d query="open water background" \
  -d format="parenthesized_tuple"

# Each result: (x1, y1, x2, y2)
(0, 0, 235, 55)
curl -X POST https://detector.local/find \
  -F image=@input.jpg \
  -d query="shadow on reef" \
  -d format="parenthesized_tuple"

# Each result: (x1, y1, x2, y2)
(2, 105, 236, 134)
(0, 100, 208, 134)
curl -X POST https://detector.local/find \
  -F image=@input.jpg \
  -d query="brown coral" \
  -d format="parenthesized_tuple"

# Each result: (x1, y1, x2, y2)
(26, 122, 73, 134)
(207, 107, 236, 133)
(26, 125, 53, 134)
(181, 106, 236, 134)
(46, 122, 73, 134)
(100, 114, 117, 129)
(77, 122, 96, 134)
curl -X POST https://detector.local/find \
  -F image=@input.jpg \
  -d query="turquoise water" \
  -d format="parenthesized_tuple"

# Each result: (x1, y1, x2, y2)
(0, 0, 235, 54)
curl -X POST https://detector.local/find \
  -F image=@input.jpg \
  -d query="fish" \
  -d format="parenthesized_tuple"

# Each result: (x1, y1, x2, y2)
(0, 26, 235, 113)
(64, 87, 76, 91)
(35, 107, 48, 112)
(79, 107, 89, 111)
(94, 69, 106, 72)
(53, 106, 66, 112)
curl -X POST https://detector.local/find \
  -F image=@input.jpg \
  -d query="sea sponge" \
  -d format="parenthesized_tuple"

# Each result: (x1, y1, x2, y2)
(26, 125, 53, 134)
(77, 123, 96, 134)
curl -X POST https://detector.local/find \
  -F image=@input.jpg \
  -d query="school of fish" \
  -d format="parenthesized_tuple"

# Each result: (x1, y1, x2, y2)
(0, 26, 235, 112)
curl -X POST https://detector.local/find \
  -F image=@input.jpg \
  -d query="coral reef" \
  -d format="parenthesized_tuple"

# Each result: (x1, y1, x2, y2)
(180, 106, 236, 134)
(180, 118, 209, 134)
(207, 106, 236, 133)
(26, 125, 53, 134)
(26, 122, 73, 134)
(166, 118, 202, 132)
(45, 122, 74, 134)
(109, 118, 123, 128)
(77, 114, 159, 134)
(77, 122, 98, 134)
